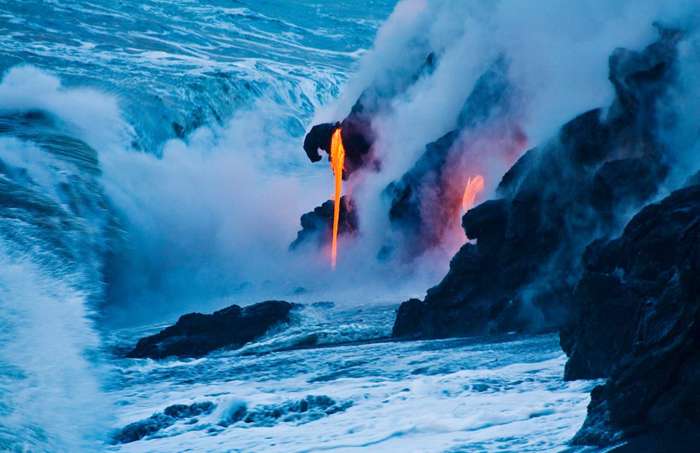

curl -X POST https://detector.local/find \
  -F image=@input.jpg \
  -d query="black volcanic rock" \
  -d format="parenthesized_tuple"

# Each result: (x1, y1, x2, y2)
(302, 112, 374, 178)
(303, 122, 336, 163)
(392, 298, 427, 338)
(113, 401, 215, 444)
(392, 28, 678, 339)
(301, 90, 376, 178)
(127, 300, 296, 359)
(383, 58, 522, 259)
(563, 183, 700, 380)
(564, 184, 700, 450)
(383, 130, 462, 256)
(290, 196, 357, 251)
(302, 53, 437, 177)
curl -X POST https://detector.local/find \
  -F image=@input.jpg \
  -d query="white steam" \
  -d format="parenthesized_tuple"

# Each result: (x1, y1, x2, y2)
(2, 0, 699, 323)
(71, 0, 700, 320)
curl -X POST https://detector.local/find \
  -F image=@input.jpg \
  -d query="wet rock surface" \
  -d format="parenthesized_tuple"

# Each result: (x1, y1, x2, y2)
(565, 184, 700, 451)
(392, 28, 679, 339)
(289, 196, 358, 251)
(219, 395, 351, 428)
(301, 54, 437, 177)
(383, 58, 521, 259)
(302, 97, 374, 177)
(113, 401, 215, 444)
(127, 300, 296, 359)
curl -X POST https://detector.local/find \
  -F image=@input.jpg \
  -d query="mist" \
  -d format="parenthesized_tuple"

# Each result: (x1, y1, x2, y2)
(3, 1, 698, 329)
(96, 0, 700, 325)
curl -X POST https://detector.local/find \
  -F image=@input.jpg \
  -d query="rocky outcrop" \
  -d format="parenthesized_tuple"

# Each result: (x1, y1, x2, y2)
(382, 58, 524, 259)
(218, 395, 351, 428)
(392, 27, 679, 339)
(113, 401, 216, 444)
(289, 196, 357, 251)
(565, 184, 700, 450)
(303, 114, 373, 177)
(127, 300, 296, 359)
(302, 53, 436, 176)
(296, 54, 436, 254)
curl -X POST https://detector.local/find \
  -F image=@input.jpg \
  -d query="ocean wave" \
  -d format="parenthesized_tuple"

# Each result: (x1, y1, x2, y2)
(0, 0, 391, 153)
(108, 334, 595, 452)
(0, 247, 110, 452)
(234, 303, 396, 355)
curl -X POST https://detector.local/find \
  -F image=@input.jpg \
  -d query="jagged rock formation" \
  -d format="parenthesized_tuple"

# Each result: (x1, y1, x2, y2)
(218, 395, 352, 428)
(303, 112, 373, 178)
(302, 53, 437, 176)
(392, 27, 680, 339)
(127, 300, 296, 359)
(296, 55, 436, 252)
(383, 58, 524, 259)
(289, 196, 357, 250)
(113, 401, 216, 444)
(565, 184, 700, 451)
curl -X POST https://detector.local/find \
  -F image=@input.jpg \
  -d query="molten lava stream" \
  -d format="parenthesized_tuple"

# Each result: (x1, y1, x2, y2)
(330, 128, 346, 269)
(462, 175, 485, 212)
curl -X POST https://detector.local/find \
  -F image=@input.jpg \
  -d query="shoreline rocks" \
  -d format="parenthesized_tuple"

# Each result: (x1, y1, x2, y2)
(563, 184, 700, 450)
(392, 27, 679, 340)
(127, 300, 296, 359)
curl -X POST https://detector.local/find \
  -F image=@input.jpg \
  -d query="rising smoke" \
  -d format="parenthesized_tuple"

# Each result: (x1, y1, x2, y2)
(3, 1, 699, 327)
(98, 0, 700, 323)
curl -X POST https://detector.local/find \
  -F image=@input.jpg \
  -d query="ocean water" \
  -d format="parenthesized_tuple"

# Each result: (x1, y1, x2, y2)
(0, 1, 596, 451)
(106, 305, 596, 452)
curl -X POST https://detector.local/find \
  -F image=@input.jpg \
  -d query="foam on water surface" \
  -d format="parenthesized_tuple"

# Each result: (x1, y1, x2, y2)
(109, 324, 596, 452)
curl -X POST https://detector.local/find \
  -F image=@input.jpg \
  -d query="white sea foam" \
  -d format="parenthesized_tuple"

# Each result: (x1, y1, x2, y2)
(0, 247, 111, 451)
(109, 333, 596, 452)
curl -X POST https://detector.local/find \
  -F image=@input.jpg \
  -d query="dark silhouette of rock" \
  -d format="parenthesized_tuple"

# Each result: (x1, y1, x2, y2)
(565, 184, 700, 450)
(302, 53, 436, 177)
(392, 27, 679, 339)
(297, 54, 438, 248)
(289, 196, 358, 251)
(301, 102, 374, 178)
(127, 301, 296, 359)
(383, 57, 524, 259)
(219, 395, 351, 428)
(113, 401, 215, 444)
(301, 93, 375, 178)
(303, 122, 336, 163)
(392, 298, 427, 338)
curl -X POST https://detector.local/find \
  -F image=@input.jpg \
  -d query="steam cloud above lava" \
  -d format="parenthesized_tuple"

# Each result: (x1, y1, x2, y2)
(92, 0, 700, 324)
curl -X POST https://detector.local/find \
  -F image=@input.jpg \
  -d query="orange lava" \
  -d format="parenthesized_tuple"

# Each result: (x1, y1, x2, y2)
(462, 174, 485, 212)
(330, 127, 346, 269)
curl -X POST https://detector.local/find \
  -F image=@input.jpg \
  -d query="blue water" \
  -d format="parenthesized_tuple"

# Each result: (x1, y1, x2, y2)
(0, 1, 597, 451)
(0, 0, 390, 151)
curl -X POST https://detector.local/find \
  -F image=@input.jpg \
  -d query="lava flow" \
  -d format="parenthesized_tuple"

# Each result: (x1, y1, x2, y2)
(330, 127, 346, 269)
(462, 175, 485, 212)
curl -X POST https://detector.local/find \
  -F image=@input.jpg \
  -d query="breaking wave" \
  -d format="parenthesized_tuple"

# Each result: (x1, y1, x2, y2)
(2, 0, 700, 450)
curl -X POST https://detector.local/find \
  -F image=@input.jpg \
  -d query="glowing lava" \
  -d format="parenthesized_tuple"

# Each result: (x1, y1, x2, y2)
(462, 174, 485, 212)
(330, 127, 346, 269)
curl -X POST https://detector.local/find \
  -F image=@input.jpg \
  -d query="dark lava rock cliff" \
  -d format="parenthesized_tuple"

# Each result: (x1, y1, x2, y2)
(392, 28, 680, 339)
(383, 58, 525, 259)
(289, 196, 358, 251)
(565, 184, 700, 451)
(127, 300, 296, 359)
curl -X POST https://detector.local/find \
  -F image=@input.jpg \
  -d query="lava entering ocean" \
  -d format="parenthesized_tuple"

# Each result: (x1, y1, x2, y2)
(329, 127, 346, 269)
